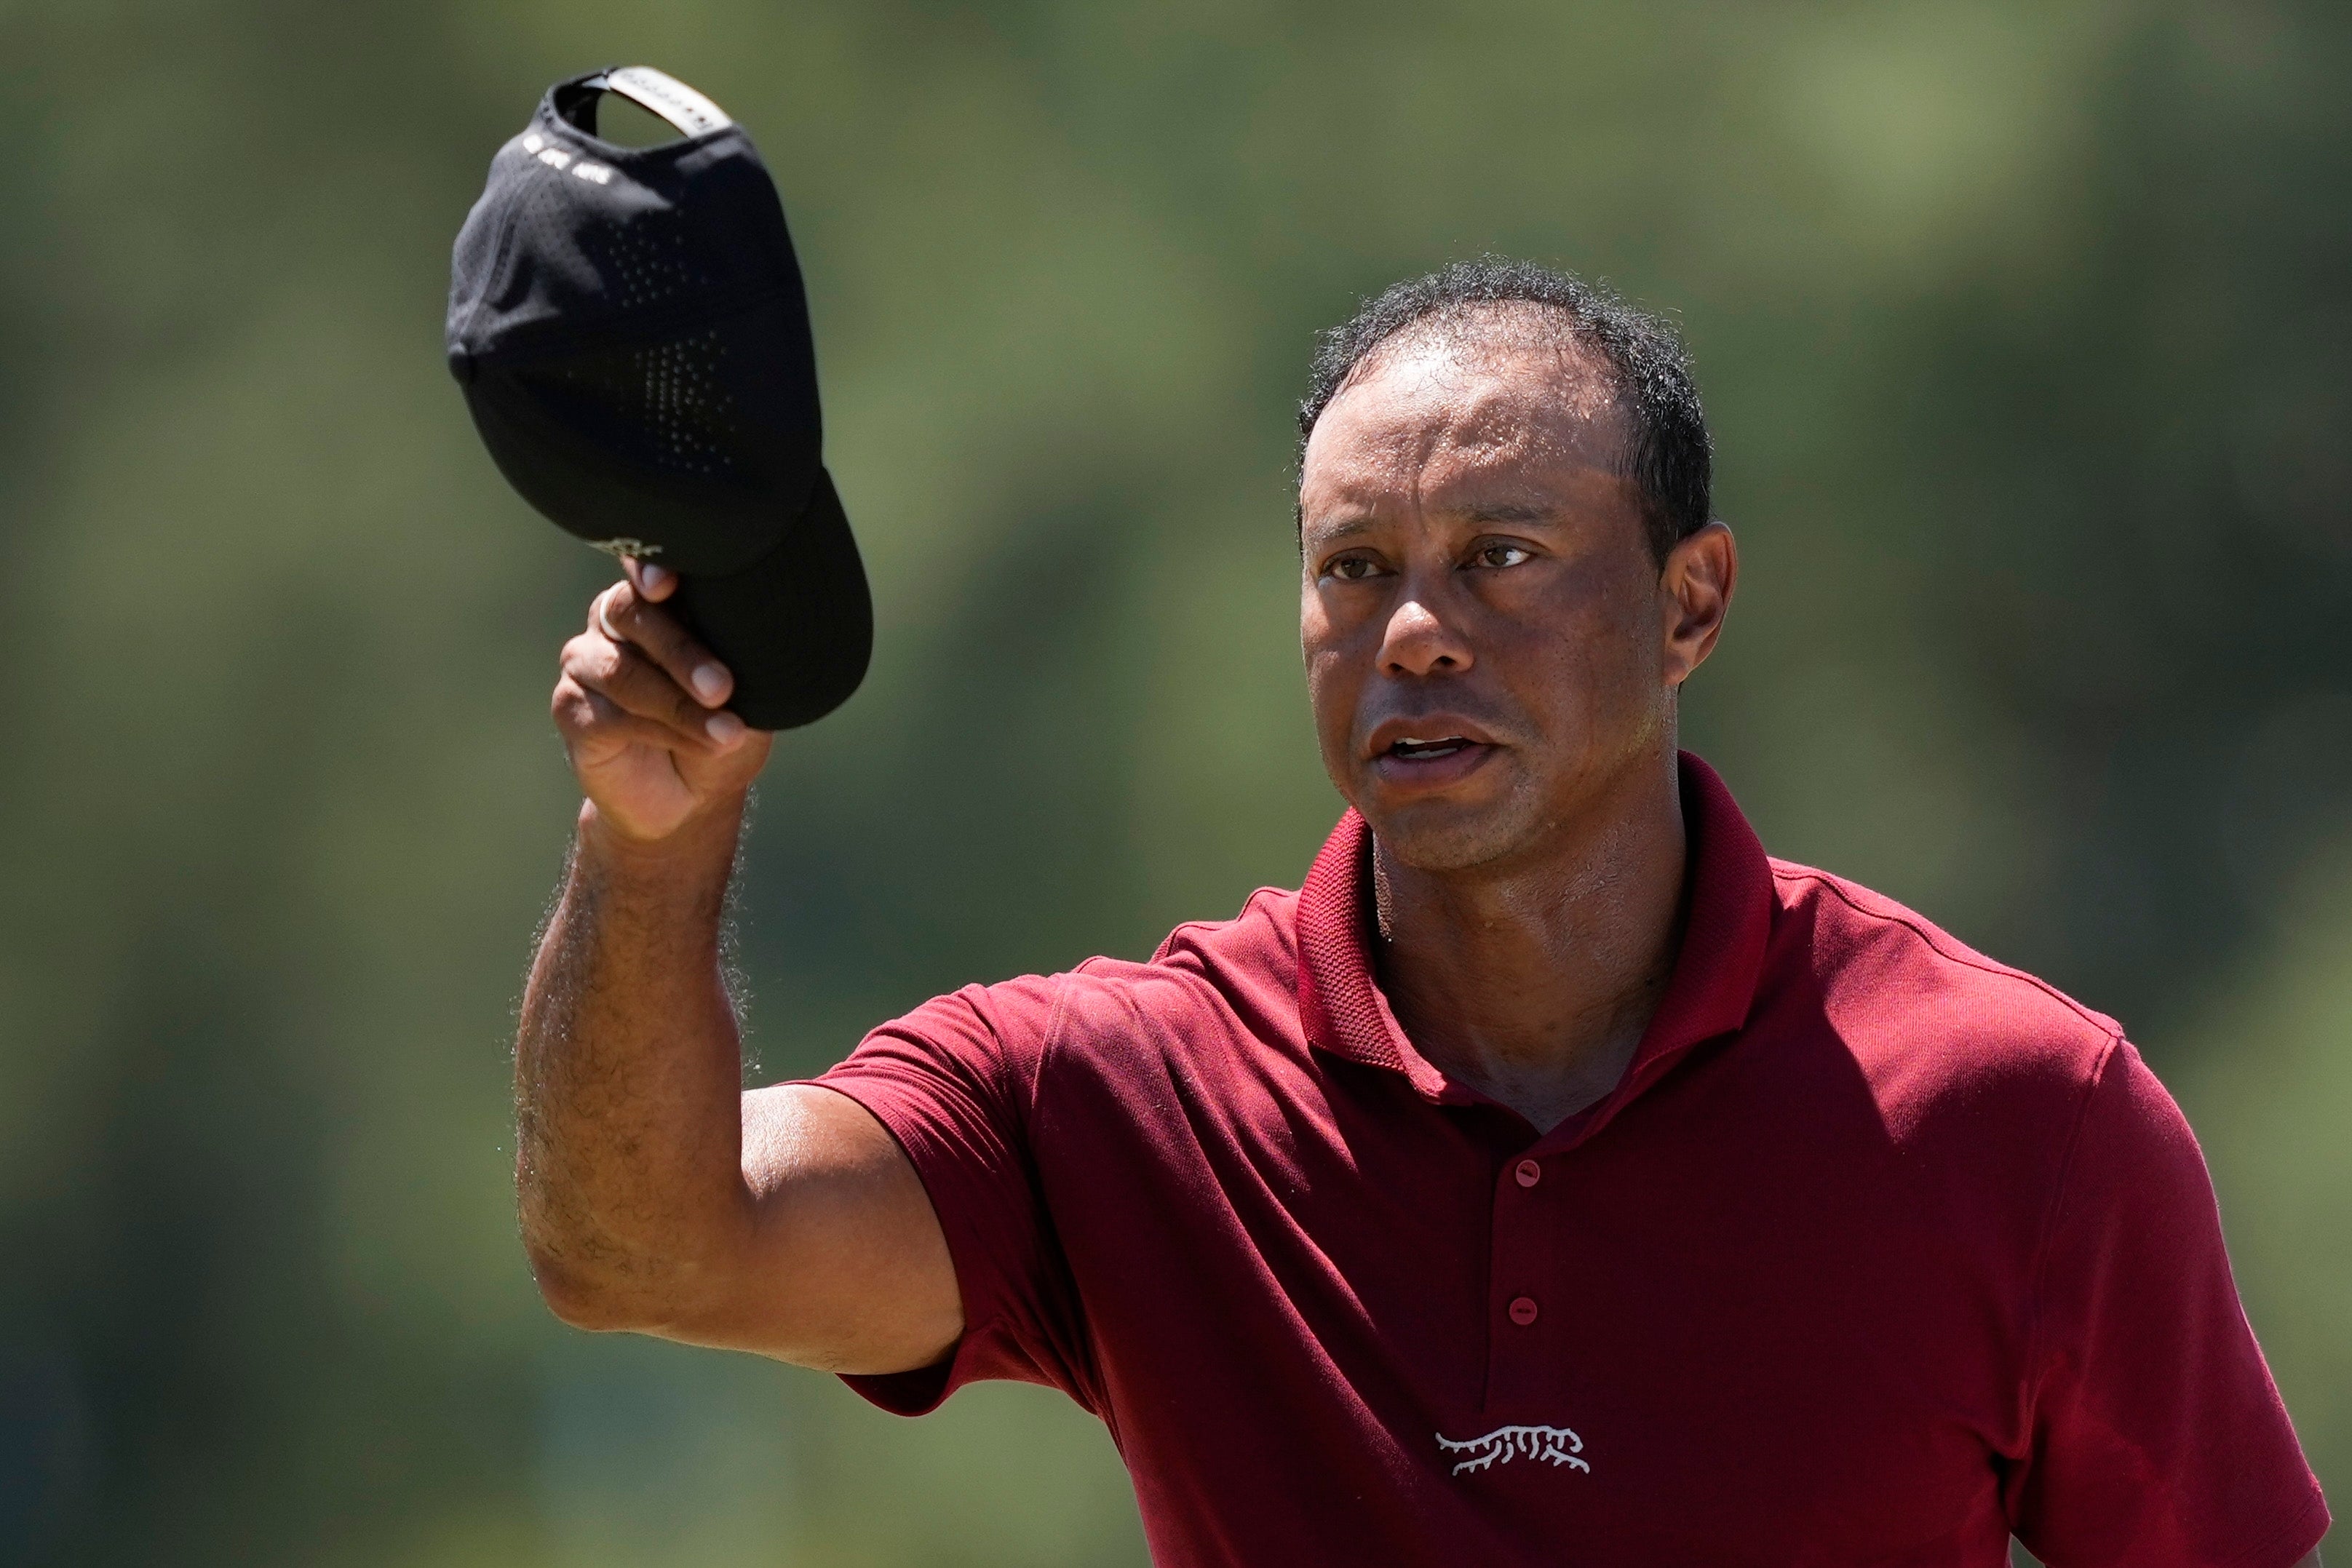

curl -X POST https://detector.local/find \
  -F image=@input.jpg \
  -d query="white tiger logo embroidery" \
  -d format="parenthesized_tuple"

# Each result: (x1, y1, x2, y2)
(1436, 1423, 1590, 1476)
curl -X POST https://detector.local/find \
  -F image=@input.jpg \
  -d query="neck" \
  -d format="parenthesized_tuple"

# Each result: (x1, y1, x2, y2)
(1372, 748, 1689, 1133)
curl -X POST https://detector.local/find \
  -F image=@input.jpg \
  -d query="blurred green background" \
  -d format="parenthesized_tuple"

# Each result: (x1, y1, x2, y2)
(2, 0, 2345, 1562)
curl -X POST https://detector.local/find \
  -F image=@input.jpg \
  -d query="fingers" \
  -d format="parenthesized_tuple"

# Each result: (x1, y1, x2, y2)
(553, 674, 714, 761)
(555, 568, 750, 779)
(624, 556, 677, 603)
(589, 578, 736, 712)
(563, 617, 747, 754)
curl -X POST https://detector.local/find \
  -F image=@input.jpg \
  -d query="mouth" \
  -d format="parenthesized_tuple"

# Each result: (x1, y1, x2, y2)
(1385, 734, 1479, 762)
(1367, 728, 1501, 789)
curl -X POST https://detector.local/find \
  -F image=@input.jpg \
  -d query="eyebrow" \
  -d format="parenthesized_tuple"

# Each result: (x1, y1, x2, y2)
(1455, 501, 1557, 525)
(1298, 505, 1570, 554)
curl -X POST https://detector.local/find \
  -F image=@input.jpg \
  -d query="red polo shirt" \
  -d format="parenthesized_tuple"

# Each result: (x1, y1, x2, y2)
(814, 755, 2327, 1567)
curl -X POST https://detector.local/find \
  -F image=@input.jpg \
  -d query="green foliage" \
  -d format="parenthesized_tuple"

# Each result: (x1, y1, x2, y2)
(1, 0, 2344, 1561)
(2180, 843, 2352, 1521)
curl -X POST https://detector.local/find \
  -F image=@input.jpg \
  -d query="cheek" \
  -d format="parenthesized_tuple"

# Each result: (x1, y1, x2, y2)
(1300, 594, 1363, 707)
(1303, 641, 1358, 749)
(1506, 571, 1664, 722)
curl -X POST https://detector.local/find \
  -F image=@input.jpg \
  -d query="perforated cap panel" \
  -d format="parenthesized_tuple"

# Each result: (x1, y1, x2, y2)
(521, 327, 742, 480)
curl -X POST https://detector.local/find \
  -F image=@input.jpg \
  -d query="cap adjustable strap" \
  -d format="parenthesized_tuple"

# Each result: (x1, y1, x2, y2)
(594, 65, 733, 137)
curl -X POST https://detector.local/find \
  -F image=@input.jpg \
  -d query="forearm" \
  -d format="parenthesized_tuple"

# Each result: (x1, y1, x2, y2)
(516, 795, 753, 1327)
(516, 567, 957, 1364)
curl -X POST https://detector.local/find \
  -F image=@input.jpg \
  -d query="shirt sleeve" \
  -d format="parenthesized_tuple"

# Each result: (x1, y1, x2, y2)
(2007, 1038, 2329, 1567)
(801, 975, 1096, 1417)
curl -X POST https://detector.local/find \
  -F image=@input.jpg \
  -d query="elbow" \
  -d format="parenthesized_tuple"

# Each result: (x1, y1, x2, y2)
(523, 1235, 738, 1337)
(524, 1242, 659, 1334)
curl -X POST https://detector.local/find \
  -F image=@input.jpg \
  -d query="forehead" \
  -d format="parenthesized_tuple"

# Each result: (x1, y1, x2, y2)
(1301, 322, 1627, 512)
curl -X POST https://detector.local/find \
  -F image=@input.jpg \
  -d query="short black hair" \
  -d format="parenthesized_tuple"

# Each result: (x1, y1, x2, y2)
(1297, 258, 1712, 565)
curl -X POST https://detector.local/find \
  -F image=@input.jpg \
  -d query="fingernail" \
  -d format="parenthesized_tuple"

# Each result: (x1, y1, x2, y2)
(691, 664, 728, 703)
(640, 562, 672, 592)
(706, 712, 746, 745)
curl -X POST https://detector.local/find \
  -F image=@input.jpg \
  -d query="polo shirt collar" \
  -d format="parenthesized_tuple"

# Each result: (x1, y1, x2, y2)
(1295, 752, 1776, 1143)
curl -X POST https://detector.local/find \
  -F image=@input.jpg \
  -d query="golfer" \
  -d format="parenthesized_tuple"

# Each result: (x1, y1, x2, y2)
(515, 260, 2328, 1566)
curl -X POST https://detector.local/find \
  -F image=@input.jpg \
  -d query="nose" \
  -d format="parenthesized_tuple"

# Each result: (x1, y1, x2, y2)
(1378, 594, 1473, 678)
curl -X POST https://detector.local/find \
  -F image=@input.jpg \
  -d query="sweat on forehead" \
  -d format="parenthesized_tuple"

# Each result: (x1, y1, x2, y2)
(1333, 306, 1626, 444)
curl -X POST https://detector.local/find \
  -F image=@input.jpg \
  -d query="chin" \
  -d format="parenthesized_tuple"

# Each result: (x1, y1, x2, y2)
(1359, 790, 1551, 875)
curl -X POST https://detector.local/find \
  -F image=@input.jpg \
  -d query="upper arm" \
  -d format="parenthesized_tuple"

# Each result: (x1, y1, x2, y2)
(651, 1082, 963, 1375)
(2008, 1040, 2329, 1565)
(656, 975, 1083, 1411)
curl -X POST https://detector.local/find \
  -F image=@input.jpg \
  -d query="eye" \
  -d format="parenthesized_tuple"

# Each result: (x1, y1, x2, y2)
(1322, 552, 1388, 582)
(1470, 541, 1533, 570)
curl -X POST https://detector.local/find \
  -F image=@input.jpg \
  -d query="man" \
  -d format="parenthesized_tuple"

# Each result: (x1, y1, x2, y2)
(517, 260, 2329, 1565)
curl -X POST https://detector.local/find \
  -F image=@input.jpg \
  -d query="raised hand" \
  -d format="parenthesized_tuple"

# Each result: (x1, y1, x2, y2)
(552, 560, 772, 844)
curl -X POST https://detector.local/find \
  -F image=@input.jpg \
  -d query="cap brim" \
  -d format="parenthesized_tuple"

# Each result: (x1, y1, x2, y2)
(669, 467, 871, 731)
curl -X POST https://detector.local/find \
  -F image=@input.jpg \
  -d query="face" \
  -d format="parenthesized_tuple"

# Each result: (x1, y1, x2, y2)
(1298, 325, 1733, 874)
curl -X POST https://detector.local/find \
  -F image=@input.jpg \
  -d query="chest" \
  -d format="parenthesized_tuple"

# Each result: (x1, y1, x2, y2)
(1028, 1038, 2034, 1564)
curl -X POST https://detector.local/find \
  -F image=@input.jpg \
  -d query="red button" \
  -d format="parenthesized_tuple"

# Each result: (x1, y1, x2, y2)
(1508, 1296, 1540, 1326)
(1514, 1160, 1541, 1188)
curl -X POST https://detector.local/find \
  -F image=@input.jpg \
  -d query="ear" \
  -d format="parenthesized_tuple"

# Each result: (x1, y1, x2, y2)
(1659, 522, 1736, 688)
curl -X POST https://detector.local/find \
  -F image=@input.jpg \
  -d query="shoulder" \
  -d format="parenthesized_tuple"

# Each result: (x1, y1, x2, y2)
(1767, 857, 2120, 1047)
(858, 885, 1306, 1079)
(1143, 884, 1300, 974)
(1747, 863, 2184, 1296)
(1049, 883, 1301, 1011)
(1050, 884, 1303, 1050)
(1760, 859, 2123, 1131)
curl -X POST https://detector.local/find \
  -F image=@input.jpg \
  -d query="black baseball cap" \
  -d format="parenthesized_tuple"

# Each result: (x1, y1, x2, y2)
(447, 65, 870, 731)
